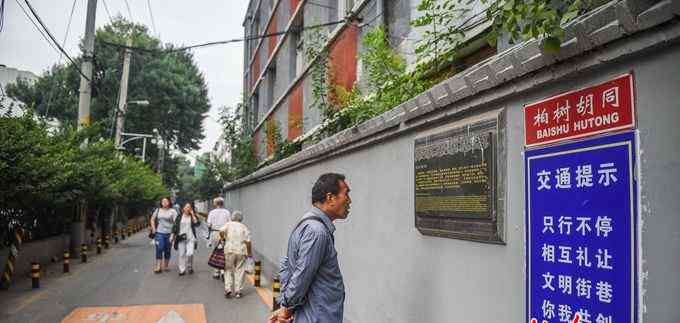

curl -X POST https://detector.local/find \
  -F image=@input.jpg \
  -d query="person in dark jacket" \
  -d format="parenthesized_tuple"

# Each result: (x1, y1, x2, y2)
(172, 202, 200, 275)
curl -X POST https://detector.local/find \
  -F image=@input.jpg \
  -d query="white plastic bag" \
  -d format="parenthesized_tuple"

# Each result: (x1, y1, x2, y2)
(196, 220, 210, 241)
(245, 257, 255, 274)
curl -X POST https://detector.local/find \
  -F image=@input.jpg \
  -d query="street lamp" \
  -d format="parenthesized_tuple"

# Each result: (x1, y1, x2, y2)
(114, 99, 150, 150)
(117, 132, 153, 161)
(127, 100, 149, 106)
(114, 99, 152, 161)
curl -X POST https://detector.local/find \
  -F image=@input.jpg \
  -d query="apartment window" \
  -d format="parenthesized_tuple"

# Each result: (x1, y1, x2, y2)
(295, 35, 304, 77)
(252, 94, 260, 126)
(265, 65, 277, 112)
(254, 11, 261, 37)
(290, 17, 304, 79)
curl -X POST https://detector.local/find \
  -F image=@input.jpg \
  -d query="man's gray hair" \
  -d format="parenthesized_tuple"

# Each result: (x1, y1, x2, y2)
(213, 197, 224, 206)
(231, 210, 243, 222)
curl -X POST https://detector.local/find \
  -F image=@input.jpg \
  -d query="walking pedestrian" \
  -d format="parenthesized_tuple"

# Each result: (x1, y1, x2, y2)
(149, 197, 178, 273)
(207, 197, 230, 279)
(219, 210, 252, 298)
(269, 173, 351, 323)
(173, 202, 200, 276)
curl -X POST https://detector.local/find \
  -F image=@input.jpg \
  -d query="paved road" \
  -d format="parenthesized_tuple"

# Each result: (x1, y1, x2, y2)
(0, 231, 270, 323)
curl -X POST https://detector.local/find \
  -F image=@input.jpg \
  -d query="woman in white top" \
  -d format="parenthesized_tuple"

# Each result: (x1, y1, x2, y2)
(219, 210, 252, 298)
(150, 197, 178, 273)
(172, 202, 200, 275)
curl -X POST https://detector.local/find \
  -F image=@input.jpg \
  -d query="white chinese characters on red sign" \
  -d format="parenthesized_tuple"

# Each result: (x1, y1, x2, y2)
(524, 74, 635, 147)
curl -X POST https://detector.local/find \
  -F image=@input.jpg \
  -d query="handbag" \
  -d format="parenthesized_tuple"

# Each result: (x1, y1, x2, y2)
(208, 241, 225, 269)
(148, 208, 160, 239)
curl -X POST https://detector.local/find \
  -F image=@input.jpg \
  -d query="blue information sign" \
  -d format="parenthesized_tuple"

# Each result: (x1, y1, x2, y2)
(525, 131, 638, 323)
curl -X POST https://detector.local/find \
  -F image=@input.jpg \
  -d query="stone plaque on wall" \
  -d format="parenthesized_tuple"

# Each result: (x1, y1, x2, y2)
(414, 112, 506, 244)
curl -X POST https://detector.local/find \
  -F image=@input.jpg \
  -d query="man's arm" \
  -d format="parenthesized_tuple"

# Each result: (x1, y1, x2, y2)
(278, 228, 330, 309)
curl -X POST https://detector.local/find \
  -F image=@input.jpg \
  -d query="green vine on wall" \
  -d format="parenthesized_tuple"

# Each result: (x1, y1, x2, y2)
(304, 25, 334, 121)
(311, 26, 435, 140)
(263, 118, 301, 166)
(412, 0, 597, 63)
(224, 0, 599, 180)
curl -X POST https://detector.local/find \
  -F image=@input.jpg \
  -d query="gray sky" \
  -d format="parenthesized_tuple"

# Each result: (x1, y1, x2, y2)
(0, 0, 249, 160)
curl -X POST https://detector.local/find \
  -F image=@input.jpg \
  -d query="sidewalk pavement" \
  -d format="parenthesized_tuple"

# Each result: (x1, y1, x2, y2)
(0, 229, 271, 323)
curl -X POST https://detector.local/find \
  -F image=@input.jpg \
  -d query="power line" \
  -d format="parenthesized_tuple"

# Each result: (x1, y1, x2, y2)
(45, 0, 78, 118)
(306, 1, 335, 10)
(101, 0, 113, 24)
(14, 0, 59, 54)
(100, 19, 347, 54)
(0, 0, 6, 33)
(22, 0, 91, 82)
(146, 0, 158, 37)
(358, 10, 382, 28)
(123, 0, 134, 22)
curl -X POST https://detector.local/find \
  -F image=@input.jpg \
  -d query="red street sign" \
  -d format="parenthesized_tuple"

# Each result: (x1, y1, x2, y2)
(524, 74, 635, 147)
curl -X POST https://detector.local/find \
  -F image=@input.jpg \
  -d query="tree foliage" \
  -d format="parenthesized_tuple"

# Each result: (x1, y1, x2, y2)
(0, 112, 167, 242)
(216, 105, 258, 180)
(5, 17, 210, 158)
(173, 154, 226, 206)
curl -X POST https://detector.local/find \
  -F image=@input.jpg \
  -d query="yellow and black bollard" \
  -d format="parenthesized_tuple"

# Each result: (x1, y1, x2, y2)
(31, 262, 40, 289)
(113, 230, 118, 244)
(0, 228, 24, 290)
(272, 277, 281, 311)
(104, 235, 110, 249)
(81, 244, 88, 263)
(96, 238, 102, 254)
(63, 250, 70, 273)
(121, 227, 126, 240)
(254, 261, 262, 287)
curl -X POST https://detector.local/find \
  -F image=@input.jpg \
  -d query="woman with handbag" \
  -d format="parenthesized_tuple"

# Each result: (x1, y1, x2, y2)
(150, 197, 178, 273)
(172, 202, 200, 275)
(219, 210, 252, 298)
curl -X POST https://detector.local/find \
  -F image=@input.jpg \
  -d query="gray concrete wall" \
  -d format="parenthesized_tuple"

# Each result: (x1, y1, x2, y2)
(225, 32, 680, 322)
(0, 235, 69, 280)
(634, 44, 680, 323)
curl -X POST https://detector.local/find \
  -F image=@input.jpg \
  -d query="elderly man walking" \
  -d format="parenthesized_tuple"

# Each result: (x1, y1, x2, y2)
(207, 197, 230, 279)
(269, 173, 351, 323)
(219, 210, 252, 298)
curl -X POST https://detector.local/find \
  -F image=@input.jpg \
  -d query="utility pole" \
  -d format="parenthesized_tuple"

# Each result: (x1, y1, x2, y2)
(158, 138, 165, 176)
(72, 0, 97, 259)
(114, 38, 133, 149)
(112, 38, 133, 243)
